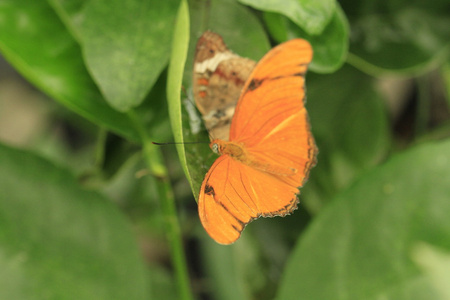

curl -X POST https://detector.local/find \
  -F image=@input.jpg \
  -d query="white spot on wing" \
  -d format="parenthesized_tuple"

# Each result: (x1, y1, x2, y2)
(195, 52, 237, 73)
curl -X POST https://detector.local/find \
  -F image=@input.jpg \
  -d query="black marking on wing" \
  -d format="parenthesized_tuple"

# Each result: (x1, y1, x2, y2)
(231, 224, 240, 232)
(270, 71, 306, 81)
(247, 78, 263, 91)
(235, 166, 259, 213)
(205, 159, 247, 231)
(247, 72, 305, 91)
(205, 184, 215, 196)
(300, 135, 318, 186)
(218, 200, 245, 230)
(293, 71, 306, 77)
(245, 62, 308, 93)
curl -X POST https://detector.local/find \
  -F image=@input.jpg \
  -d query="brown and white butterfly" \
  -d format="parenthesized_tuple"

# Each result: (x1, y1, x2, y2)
(192, 31, 256, 141)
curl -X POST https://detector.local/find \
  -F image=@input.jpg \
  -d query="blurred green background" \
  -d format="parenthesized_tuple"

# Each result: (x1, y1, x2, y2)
(0, 0, 449, 299)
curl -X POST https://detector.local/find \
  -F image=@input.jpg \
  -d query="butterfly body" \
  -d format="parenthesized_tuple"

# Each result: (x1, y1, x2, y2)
(211, 140, 247, 162)
(194, 32, 317, 245)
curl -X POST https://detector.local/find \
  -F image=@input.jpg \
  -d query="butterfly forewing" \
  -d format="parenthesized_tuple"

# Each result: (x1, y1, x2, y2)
(230, 39, 312, 142)
(230, 39, 316, 185)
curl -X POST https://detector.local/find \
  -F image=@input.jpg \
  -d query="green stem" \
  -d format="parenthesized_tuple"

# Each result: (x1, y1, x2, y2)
(127, 110, 193, 300)
(94, 128, 108, 168)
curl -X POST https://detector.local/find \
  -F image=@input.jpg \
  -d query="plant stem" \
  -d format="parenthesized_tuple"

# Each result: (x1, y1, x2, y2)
(94, 128, 107, 168)
(128, 110, 193, 300)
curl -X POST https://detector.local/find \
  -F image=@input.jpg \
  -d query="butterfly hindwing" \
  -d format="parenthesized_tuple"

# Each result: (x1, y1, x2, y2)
(198, 155, 300, 245)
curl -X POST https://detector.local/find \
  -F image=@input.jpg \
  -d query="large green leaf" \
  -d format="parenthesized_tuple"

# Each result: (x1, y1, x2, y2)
(0, 143, 149, 299)
(78, 0, 180, 111)
(0, 0, 140, 141)
(237, 0, 336, 35)
(277, 139, 450, 299)
(47, 0, 86, 41)
(167, 0, 191, 188)
(51, 0, 180, 112)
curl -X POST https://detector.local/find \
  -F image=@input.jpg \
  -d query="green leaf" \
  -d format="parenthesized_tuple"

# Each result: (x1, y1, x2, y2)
(0, 0, 140, 141)
(0, 143, 149, 299)
(47, 0, 86, 41)
(264, 3, 349, 73)
(346, 6, 450, 75)
(262, 12, 289, 42)
(167, 0, 192, 189)
(301, 65, 391, 212)
(78, 0, 180, 111)
(277, 139, 450, 300)
(292, 3, 348, 73)
(237, 0, 336, 35)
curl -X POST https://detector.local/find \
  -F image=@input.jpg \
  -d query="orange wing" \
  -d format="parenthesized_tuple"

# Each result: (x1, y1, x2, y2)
(198, 39, 317, 244)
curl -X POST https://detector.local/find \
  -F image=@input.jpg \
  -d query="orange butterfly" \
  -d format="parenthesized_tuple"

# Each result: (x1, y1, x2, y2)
(196, 34, 317, 245)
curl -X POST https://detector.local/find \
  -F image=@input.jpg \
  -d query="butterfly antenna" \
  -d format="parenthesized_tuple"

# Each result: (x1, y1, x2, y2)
(181, 85, 188, 98)
(152, 141, 209, 146)
(208, 132, 215, 141)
